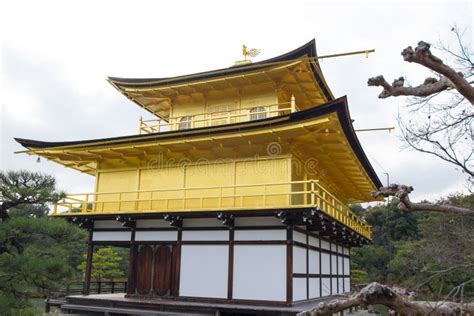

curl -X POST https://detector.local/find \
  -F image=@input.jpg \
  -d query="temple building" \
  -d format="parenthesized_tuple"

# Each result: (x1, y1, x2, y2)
(16, 40, 382, 315)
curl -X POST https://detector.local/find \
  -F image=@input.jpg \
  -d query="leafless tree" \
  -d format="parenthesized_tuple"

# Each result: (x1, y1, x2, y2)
(300, 27, 474, 315)
(368, 27, 473, 187)
(372, 183, 473, 216)
(298, 282, 474, 316)
(368, 27, 474, 216)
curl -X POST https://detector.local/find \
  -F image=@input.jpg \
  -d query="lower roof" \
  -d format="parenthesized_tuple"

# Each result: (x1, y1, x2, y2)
(15, 96, 382, 201)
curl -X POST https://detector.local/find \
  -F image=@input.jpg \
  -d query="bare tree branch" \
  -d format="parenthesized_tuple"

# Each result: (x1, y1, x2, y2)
(417, 264, 474, 291)
(398, 116, 474, 178)
(401, 41, 474, 104)
(372, 184, 474, 216)
(368, 28, 474, 184)
(368, 40, 474, 103)
(368, 75, 455, 99)
(298, 282, 474, 315)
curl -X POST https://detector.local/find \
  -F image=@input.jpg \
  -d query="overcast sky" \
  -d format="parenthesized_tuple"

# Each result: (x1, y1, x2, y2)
(0, 0, 472, 201)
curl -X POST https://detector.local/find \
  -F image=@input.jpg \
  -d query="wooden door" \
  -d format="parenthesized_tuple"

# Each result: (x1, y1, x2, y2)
(133, 244, 179, 296)
(153, 245, 172, 296)
(136, 245, 153, 295)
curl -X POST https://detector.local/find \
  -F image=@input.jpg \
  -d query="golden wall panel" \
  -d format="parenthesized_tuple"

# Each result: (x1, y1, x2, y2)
(139, 167, 184, 211)
(96, 170, 138, 212)
(93, 156, 292, 212)
(235, 158, 290, 208)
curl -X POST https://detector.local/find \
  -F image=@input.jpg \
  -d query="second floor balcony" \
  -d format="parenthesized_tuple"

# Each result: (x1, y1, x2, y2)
(52, 179, 371, 239)
(138, 99, 297, 134)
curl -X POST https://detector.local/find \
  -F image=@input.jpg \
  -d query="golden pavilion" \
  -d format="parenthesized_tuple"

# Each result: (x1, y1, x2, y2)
(16, 40, 382, 315)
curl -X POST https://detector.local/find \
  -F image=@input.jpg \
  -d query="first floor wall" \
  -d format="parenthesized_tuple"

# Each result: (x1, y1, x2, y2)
(89, 217, 351, 304)
(292, 228, 350, 301)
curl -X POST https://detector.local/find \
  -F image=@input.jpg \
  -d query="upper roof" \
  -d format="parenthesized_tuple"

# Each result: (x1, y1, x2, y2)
(108, 40, 334, 120)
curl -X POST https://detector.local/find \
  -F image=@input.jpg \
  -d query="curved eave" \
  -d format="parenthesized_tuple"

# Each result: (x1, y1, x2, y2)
(15, 96, 382, 194)
(107, 39, 334, 117)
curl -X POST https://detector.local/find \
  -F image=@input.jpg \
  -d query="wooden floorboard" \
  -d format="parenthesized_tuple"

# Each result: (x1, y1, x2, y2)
(62, 293, 341, 315)
(61, 303, 212, 315)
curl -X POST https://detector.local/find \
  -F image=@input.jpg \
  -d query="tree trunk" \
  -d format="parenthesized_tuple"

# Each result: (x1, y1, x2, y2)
(372, 184, 473, 216)
(298, 282, 474, 315)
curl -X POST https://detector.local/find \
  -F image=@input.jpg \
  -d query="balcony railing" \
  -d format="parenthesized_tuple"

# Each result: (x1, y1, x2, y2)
(53, 180, 371, 239)
(139, 99, 297, 134)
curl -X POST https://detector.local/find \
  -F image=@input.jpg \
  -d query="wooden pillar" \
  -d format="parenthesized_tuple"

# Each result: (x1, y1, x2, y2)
(227, 226, 234, 300)
(305, 230, 309, 300)
(83, 230, 93, 296)
(329, 240, 333, 295)
(171, 227, 182, 297)
(342, 245, 345, 293)
(286, 225, 293, 303)
(44, 296, 51, 313)
(336, 244, 339, 294)
(127, 228, 137, 295)
(319, 236, 322, 297)
(349, 247, 352, 292)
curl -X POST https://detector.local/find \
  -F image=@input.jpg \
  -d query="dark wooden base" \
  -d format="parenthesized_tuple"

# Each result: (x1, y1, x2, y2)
(61, 293, 340, 315)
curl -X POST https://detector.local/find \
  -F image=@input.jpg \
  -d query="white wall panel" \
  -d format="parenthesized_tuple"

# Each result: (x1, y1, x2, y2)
(179, 245, 228, 298)
(331, 254, 338, 275)
(94, 220, 123, 229)
(332, 278, 338, 295)
(293, 231, 306, 244)
(136, 219, 170, 228)
(309, 278, 320, 298)
(344, 277, 351, 293)
(344, 257, 350, 276)
(321, 253, 330, 274)
(308, 236, 319, 247)
(235, 217, 283, 226)
(343, 247, 350, 255)
(234, 229, 286, 241)
(233, 245, 286, 301)
(135, 231, 177, 241)
(293, 246, 306, 273)
(321, 240, 330, 250)
(293, 278, 307, 301)
(321, 278, 331, 296)
(338, 278, 344, 294)
(92, 231, 131, 241)
(338, 256, 343, 275)
(182, 230, 229, 241)
(183, 218, 222, 227)
(308, 250, 320, 274)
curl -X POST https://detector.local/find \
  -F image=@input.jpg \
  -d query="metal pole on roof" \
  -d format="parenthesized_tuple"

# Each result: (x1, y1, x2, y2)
(355, 127, 395, 133)
(312, 49, 375, 60)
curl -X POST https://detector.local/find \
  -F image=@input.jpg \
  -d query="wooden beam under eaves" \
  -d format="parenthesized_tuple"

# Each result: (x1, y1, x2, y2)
(311, 147, 366, 198)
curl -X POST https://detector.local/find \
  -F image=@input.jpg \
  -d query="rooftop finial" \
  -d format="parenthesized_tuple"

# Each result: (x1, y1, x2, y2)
(234, 44, 261, 66)
(242, 45, 260, 60)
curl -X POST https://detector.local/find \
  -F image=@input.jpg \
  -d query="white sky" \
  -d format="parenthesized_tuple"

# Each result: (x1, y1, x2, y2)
(0, 0, 472, 201)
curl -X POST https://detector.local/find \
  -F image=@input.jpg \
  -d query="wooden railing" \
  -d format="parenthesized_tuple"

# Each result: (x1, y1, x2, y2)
(44, 281, 127, 313)
(53, 180, 371, 239)
(138, 100, 297, 134)
(47, 281, 127, 299)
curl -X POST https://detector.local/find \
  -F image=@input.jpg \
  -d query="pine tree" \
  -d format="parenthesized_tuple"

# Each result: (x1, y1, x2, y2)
(78, 247, 125, 282)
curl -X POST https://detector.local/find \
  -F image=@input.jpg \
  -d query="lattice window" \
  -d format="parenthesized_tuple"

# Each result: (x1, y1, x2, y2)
(249, 106, 267, 121)
(178, 116, 193, 130)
